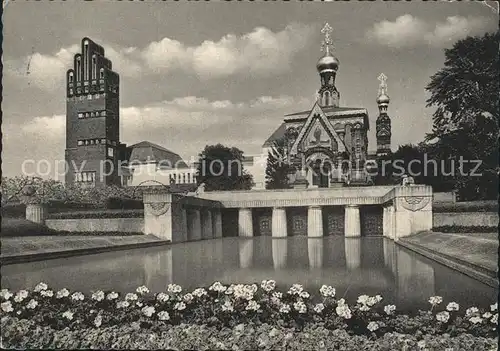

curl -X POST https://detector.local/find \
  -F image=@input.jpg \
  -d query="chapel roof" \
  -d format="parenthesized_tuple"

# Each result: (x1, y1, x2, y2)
(284, 106, 367, 118)
(262, 123, 287, 148)
(128, 141, 189, 168)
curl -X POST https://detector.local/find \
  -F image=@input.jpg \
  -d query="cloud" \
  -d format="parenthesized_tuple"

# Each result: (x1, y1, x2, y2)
(367, 15, 491, 48)
(6, 23, 314, 92)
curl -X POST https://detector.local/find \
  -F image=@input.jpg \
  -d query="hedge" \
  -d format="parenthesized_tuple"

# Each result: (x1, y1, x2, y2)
(47, 209, 144, 219)
(433, 225, 498, 233)
(433, 201, 498, 213)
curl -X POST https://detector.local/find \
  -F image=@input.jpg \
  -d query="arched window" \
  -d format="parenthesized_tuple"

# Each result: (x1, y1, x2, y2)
(92, 55, 97, 80)
(76, 57, 81, 81)
(99, 68, 104, 79)
(69, 72, 74, 83)
(323, 91, 331, 106)
(83, 41, 89, 80)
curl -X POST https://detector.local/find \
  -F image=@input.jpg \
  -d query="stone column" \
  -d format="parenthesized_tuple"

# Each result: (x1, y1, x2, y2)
(344, 238, 361, 270)
(307, 206, 323, 238)
(272, 239, 287, 269)
(26, 203, 47, 224)
(308, 239, 323, 269)
(382, 206, 388, 238)
(239, 240, 254, 268)
(238, 208, 253, 237)
(191, 209, 202, 241)
(272, 207, 287, 238)
(344, 205, 361, 237)
(213, 209, 223, 238)
(202, 209, 213, 239)
(387, 205, 395, 240)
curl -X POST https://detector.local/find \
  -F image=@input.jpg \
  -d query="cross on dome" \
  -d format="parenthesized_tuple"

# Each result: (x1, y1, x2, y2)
(377, 73, 388, 95)
(320, 23, 334, 54)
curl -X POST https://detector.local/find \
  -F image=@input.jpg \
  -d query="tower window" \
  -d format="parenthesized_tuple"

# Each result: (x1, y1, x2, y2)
(78, 113, 83, 118)
(107, 147, 114, 158)
(84, 86, 89, 93)
(92, 55, 97, 80)
(88, 95, 92, 100)
(101, 138, 106, 144)
(101, 111, 106, 116)
(90, 112, 95, 117)
(69, 89, 73, 95)
(69, 72, 74, 83)
(76, 57, 81, 81)
(77, 140, 84, 146)
(100, 68, 104, 79)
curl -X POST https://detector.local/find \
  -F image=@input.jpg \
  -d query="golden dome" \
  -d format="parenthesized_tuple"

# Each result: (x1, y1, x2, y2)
(377, 93, 390, 104)
(316, 53, 339, 73)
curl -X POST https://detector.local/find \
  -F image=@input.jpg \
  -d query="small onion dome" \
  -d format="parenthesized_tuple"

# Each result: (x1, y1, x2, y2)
(376, 93, 390, 104)
(316, 53, 339, 73)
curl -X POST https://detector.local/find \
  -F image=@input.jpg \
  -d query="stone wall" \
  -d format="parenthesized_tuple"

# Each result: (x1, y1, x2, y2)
(433, 212, 497, 228)
(45, 218, 144, 233)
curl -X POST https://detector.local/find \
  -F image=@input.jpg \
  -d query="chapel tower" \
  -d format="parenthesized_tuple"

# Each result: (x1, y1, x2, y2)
(375, 73, 392, 157)
(64, 38, 122, 188)
(316, 23, 340, 108)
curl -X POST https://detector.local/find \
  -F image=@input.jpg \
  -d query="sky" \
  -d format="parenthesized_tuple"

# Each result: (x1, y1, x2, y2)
(2, 0, 498, 180)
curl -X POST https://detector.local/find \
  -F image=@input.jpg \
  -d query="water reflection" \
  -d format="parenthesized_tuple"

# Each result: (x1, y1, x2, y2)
(1, 237, 496, 311)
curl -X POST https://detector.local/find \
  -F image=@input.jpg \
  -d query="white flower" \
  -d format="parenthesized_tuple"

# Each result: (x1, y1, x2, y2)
(367, 321, 379, 332)
(272, 292, 283, 299)
(319, 285, 336, 298)
(359, 304, 371, 312)
(490, 314, 498, 324)
(491, 303, 498, 312)
(34, 282, 48, 292)
(225, 285, 234, 295)
(56, 288, 70, 299)
(158, 311, 170, 321)
(367, 296, 379, 307)
(221, 300, 234, 312)
(62, 310, 74, 320)
(156, 293, 170, 303)
(287, 284, 303, 295)
(183, 293, 194, 303)
(293, 301, 307, 314)
(466, 307, 479, 317)
(1, 301, 13, 313)
(141, 306, 155, 317)
(337, 298, 346, 306)
(94, 315, 102, 327)
(192, 288, 207, 298)
(233, 285, 255, 300)
(246, 300, 261, 311)
(469, 316, 483, 324)
(428, 296, 443, 306)
(136, 301, 143, 307)
(418, 340, 426, 349)
(117, 300, 130, 309)
(299, 291, 310, 299)
(125, 293, 138, 301)
(314, 303, 325, 313)
(14, 290, 29, 302)
(279, 304, 291, 313)
(174, 302, 186, 311)
(446, 302, 459, 311)
(375, 295, 383, 303)
(106, 292, 119, 300)
(357, 295, 370, 305)
(136, 286, 149, 295)
(71, 292, 84, 301)
(26, 299, 38, 309)
(40, 290, 54, 298)
(91, 291, 105, 301)
(209, 281, 227, 293)
(436, 311, 450, 323)
(482, 311, 492, 319)
(0, 289, 13, 300)
(384, 305, 396, 315)
(261, 280, 276, 292)
(167, 284, 182, 293)
(336, 304, 352, 319)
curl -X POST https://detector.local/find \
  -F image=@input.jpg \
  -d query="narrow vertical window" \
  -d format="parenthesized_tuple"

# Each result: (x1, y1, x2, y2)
(100, 68, 104, 79)
(92, 55, 97, 80)
(83, 41, 89, 80)
(69, 72, 74, 83)
(76, 57, 81, 81)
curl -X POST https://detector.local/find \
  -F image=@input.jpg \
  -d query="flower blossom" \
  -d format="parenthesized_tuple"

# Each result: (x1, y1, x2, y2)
(125, 293, 138, 301)
(14, 290, 29, 302)
(183, 293, 194, 303)
(287, 284, 304, 296)
(319, 285, 336, 298)
(34, 282, 48, 292)
(136, 301, 143, 307)
(94, 315, 102, 327)
(167, 284, 182, 294)
(483, 312, 492, 319)
(192, 288, 207, 298)
(436, 311, 450, 323)
(466, 307, 479, 317)
(384, 305, 396, 315)
(1, 301, 13, 313)
(91, 291, 105, 301)
(136, 286, 149, 295)
(314, 303, 325, 313)
(221, 300, 234, 312)
(56, 289, 70, 299)
(357, 295, 370, 305)
(117, 301, 130, 309)
(336, 304, 352, 319)
(40, 290, 54, 298)
(62, 310, 74, 320)
(261, 280, 276, 292)
(417, 340, 426, 349)
(174, 302, 186, 311)
(446, 302, 459, 311)
(26, 299, 38, 309)
(209, 281, 227, 293)
(141, 306, 155, 317)
(233, 285, 255, 300)
(71, 292, 85, 301)
(469, 316, 483, 324)
(367, 321, 379, 332)
(246, 300, 261, 312)
(490, 314, 498, 324)
(158, 311, 170, 321)
(279, 304, 291, 314)
(294, 301, 307, 314)
(106, 292, 119, 300)
(156, 293, 169, 303)
(337, 298, 346, 306)
(428, 296, 443, 306)
(0, 289, 13, 301)
(299, 291, 310, 299)
(491, 303, 498, 312)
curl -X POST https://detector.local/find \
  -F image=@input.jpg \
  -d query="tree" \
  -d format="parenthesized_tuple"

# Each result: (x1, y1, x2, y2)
(196, 144, 254, 192)
(265, 138, 292, 189)
(425, 31, 499, 200)
(1, 176, 66, 205)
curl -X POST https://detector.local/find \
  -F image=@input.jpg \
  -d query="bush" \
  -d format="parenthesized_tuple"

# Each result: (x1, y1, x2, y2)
(47, 209, 144, 219)
(105, 197, 144, 210)
(0, 203, 26, 218)
(0, 282, 497, 349)
(433, 201, 498, 213)
(433, 225, 497, 233)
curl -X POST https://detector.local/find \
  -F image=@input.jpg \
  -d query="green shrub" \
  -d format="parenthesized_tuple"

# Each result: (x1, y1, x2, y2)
(433, 201, 498, 213)
(105, 197, 144, 210)
(433, 225, 497, 233)
(47, 209, 144, 219)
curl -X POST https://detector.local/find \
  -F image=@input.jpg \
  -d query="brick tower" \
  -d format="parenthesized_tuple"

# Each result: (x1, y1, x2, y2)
(65, 38, 122, 188)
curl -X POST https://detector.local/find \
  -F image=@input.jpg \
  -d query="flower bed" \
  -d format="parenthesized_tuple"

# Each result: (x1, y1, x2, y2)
(1, 282, 498, 349)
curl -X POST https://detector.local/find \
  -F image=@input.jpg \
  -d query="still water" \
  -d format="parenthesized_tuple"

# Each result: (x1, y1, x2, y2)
(1, 237, 496, 311)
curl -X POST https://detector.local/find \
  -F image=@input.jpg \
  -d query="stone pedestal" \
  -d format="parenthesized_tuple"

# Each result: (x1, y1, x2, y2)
(344, 238, 361, 270)
(238, 208, 253, 237)
(190, 209, 202, 241)
(344, 205, 361, 237)
(392, 186, 433, 240)
(202, 209, 213, 239)
(272, 207, 287, 237)
(213, 209, 223, 238)
(26, 204, 47, 224)
(143, 190, 174, 241)
(307, 206, 323, 237)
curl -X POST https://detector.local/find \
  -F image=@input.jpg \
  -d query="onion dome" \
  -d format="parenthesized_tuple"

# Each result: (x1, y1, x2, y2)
(316, 53, 339, 73)
(376, 93, 390, 104)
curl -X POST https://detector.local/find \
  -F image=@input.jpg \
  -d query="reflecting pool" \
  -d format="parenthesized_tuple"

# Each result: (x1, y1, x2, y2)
(1, 237, 496, 311)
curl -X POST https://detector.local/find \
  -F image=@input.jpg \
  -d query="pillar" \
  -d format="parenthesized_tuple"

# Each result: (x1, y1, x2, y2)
(272, 239, 287, 269)
(387, 205, 395, 240)
(344, 205, 361, 237)
(307, 206, 323, 237)
(239, 240, 254, 268)
(308, 239, 323, 268)
(272, 207, 287, 237)
(191, 209, 202, 241)
(344, 238, 361, 270)
(26, 204, 47, 224)
(382, 207, 388, 237)
(213, 209, 223, 238)
(238, 208, 253, 237)
(180, 207, 188, 242)
(202, 209, 213, 239)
